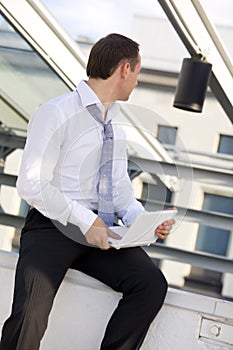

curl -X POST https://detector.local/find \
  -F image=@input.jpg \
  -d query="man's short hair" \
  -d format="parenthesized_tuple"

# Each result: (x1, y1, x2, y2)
(86, 33, 139, 79)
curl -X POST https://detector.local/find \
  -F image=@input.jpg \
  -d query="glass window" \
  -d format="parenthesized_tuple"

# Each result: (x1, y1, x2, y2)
(186, 193, 233, 295)
(217, 134, 233, 155)
(157, 125, 177, 145)
(0, 15, 70, 135)
(195, 193, 233, 256)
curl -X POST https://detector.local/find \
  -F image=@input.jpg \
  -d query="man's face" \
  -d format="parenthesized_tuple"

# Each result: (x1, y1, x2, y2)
(121, 54, 141, 101)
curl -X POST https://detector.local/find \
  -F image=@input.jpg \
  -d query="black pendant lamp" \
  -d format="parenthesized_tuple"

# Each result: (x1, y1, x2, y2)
(173, 57, 212, 113)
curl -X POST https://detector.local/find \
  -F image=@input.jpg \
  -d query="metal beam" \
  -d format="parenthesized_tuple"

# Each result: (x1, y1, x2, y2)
(1, 211, 232, 275)
(128, 156, 233, 187)
(141, 199, 233, 231)
(2, 158, 232, 231)
(0, 132, 26, 149)
(0, 173, 17, 187)
(144, 243, 233, 274)
(0, 90, 30, 124)
(0, 0, 86, 89)
(209, 74, 233, 123)
(0, 212, 25, 229)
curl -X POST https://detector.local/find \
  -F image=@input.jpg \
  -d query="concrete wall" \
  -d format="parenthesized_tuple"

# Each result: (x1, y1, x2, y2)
(1, 250, 233, 350)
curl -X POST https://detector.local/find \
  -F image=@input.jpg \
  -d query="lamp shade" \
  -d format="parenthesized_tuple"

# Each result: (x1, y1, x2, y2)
(173, 58, 212, 113)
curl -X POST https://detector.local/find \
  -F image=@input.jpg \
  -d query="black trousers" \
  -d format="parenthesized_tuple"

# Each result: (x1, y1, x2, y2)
(0, 209, 168, 350)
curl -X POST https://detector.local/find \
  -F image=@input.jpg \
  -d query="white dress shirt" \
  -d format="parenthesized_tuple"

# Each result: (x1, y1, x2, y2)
(16, 80, 144, 234)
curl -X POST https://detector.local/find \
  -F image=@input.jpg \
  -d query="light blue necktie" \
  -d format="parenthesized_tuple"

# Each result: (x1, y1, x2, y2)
(87, 104, 114, 227)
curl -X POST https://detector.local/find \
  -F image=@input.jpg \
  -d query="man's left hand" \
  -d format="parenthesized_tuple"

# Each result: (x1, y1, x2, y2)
(155, 218, 176, 240)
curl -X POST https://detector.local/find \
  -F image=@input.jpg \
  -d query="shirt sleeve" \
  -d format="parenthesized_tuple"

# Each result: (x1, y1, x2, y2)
(16, 103, 97, 234)
(112, 128, 145, 226)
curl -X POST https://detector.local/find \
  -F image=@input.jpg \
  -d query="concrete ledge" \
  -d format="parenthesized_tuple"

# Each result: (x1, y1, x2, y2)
(1, 250, 233, 349)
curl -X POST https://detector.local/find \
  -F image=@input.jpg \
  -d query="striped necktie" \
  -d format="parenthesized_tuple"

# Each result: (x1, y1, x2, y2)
(87, 104, 114, 226)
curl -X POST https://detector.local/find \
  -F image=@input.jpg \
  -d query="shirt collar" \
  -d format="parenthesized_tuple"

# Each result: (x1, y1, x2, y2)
(76, 80, 120, 122)
(76, 80, 100, 108)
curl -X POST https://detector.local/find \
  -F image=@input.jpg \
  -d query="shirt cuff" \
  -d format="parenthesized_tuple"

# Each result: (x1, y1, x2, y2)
(119, 200, 145, 227)
(68, 202, 97, 234)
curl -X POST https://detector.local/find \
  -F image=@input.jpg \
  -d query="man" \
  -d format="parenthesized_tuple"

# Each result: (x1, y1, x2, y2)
(0, 33, 175, 350)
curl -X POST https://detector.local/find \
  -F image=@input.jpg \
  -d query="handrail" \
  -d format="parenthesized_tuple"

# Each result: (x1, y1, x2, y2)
(144, 244, 233, 274)
(128, 156, 233, 187)
(0, 210, 232, 275)
(141, 198, 233, 231)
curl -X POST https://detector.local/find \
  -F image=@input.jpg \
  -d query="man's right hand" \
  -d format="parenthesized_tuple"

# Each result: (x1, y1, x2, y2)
(85, 217, 121, 250)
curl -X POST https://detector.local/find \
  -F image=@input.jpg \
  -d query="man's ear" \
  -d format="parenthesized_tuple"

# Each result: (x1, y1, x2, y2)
(120, 61, 130, 79)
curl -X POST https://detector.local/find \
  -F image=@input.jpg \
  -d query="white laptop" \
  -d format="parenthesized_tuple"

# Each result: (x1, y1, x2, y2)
(108, 209, 177, 249)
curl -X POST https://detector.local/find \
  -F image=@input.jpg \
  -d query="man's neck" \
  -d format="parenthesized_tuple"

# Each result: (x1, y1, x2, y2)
(86, 78, 118, 104)
(86, 78, 118, 120)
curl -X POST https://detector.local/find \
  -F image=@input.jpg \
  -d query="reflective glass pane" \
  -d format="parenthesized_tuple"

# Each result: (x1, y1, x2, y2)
(195, 193, 233, 256)
(218, 134, 233, 155)
(157, 125, 177, 145)
(0, 15, 70, 135)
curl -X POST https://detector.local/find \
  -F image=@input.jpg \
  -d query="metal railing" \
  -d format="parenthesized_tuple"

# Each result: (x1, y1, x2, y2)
(128, 155, 233, 275)
(1, 152, 233, 276)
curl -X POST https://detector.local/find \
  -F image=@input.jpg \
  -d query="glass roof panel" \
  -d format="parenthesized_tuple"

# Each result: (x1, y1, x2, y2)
(0, 15, 70, 135)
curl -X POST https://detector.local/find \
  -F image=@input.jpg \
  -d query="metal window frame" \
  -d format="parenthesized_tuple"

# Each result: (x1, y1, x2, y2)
(0, 0, 86, 89)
